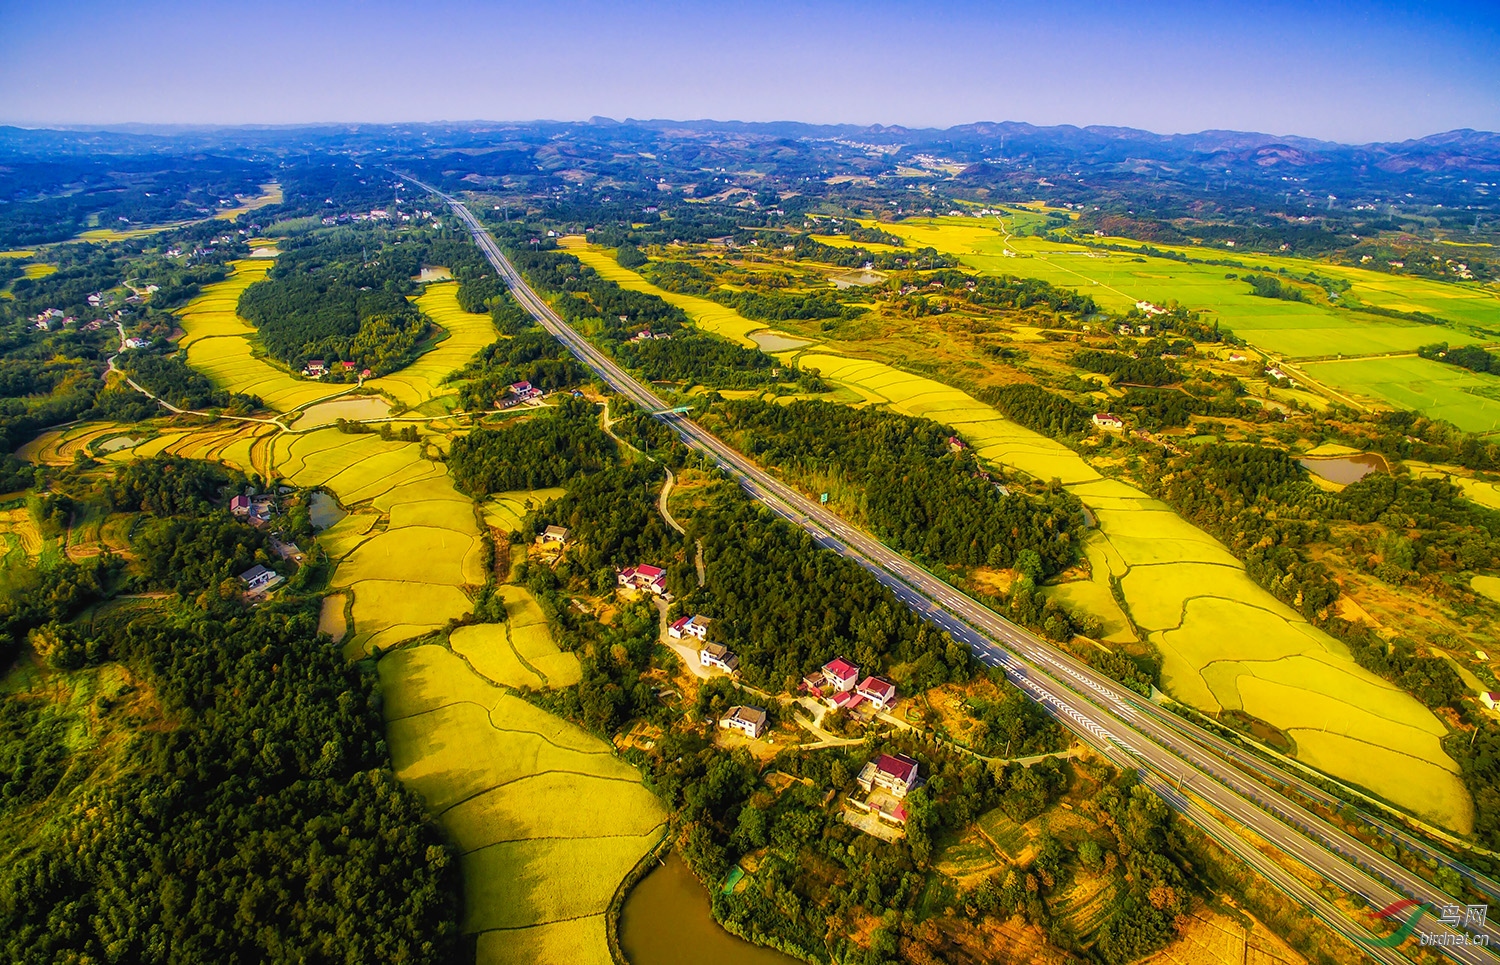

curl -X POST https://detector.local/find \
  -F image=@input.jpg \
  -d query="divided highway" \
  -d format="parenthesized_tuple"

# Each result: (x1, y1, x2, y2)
(419, 180, 1499, 963)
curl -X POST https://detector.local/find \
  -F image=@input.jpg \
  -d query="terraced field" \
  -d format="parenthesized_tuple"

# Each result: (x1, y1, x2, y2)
(380, 644, 664, 965)
(560, 237, 764, 347)
(367, 280, 497, 410)
(178, 258, 349, 412)
(791, 351, 1469, 829)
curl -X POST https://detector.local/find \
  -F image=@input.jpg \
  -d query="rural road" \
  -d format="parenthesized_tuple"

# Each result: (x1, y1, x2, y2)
(422, 177, 1500, 963)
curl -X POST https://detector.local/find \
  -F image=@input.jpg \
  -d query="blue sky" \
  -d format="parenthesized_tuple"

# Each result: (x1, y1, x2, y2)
(2, 0, 1497, 142)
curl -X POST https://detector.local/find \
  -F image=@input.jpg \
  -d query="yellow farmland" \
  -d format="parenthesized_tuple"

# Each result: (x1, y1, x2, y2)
(380, 645, 665, 965)
(177, 258, 348, 412)
(791, 351, 1471, 830)
(483, 488, 567, 533)
(560, 237, 763, 347)
(366, 279, 497, 409)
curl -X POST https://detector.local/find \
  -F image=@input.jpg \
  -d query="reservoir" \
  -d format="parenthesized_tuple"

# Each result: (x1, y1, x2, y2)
(619, 854, 797, 965)
(1297, 453, 1388, 486)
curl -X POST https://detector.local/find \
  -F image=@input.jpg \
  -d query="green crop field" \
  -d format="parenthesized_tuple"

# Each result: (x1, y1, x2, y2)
(864, 217, 1500, 431)
(1300, 356, 1500, 434)
(874, 218, 1500, 362)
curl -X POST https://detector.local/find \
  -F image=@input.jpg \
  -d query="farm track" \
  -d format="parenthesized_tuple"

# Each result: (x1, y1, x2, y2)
(418, 177, 1500, 964)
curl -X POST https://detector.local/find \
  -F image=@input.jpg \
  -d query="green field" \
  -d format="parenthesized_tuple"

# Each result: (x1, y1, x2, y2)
(856, 217, 1500, 429)
(1299, 356, 1500, 434)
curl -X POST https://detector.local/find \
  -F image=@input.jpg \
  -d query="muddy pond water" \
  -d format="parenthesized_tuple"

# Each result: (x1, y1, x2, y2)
(619, 854, 797, 965)
(1298, 453, 1388, 486)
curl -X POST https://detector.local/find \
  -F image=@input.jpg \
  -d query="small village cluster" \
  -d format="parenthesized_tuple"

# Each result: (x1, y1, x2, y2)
(301, 359, 372, 380)
(613, 557, 922, 835)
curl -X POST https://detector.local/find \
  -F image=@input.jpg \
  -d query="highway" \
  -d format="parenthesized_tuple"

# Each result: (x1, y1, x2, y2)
(419, 179, 1500, 963)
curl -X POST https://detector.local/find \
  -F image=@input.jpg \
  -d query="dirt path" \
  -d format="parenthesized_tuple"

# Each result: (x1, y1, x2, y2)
(657, 469, 685, 534)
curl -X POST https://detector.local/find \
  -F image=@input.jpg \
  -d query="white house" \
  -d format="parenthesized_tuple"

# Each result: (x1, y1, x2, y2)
(1091, 413, 1124, 432)
(669, 614, 709, 641)
(719, 705, 767, 739)
(1483, 692, 1500, 711)
(855, 676, 898, 711)
(857, 753, 921, 798)
(239, 564, 282, 593)
(699, 642, 739, 674)
(540, 525, 569, 545)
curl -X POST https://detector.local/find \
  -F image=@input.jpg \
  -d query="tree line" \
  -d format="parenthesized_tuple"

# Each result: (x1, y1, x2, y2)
(703, 398, 1085, 577)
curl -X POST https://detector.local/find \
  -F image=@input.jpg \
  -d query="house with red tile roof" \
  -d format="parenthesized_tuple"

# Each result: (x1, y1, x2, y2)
(858, 753, 921, 798)
(856, 676, 897, 711)
(618, 564, 668, 597)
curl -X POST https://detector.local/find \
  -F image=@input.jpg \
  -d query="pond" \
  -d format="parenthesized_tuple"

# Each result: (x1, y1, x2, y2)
(750, 331, 813, 354)
(308, 491, 346, 531)
(619, 854, 797, 965)
(1298, 453, 1388, 486)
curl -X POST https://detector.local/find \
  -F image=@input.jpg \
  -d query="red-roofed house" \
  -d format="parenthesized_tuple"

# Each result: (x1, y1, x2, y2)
(1483, 692, 1500, 711)
(831, 690, 865, 712)
(618, 564, 668, 597)
(856, 676, 897, 711)
(230, 495, 251, 516)
(822, 658, 859, 692)
(858, 753, 921, 798)
(802, 657, 860, 697)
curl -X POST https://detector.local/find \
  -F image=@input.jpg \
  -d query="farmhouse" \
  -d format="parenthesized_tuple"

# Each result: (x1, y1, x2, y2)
(669, 614, 709, 641)
(699, 642, 739, 673)
(618, 564, 668, 597)
(858, 753, 921, 798)
(1483, 692, 1500, 711)
(230, 495, 251, 516)
(856, 676, 898, 711)
(239, 564, 282, 593)
(540, 524, 570, 545)
(303, 360, 327, 378)
(719, 705, 767, 739)
(802, 657, 859, 696)
(1091, 413, 1124, 431)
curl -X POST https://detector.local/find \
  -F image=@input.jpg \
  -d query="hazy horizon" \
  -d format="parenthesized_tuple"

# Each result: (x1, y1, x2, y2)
(3, 0, 1498, 143)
